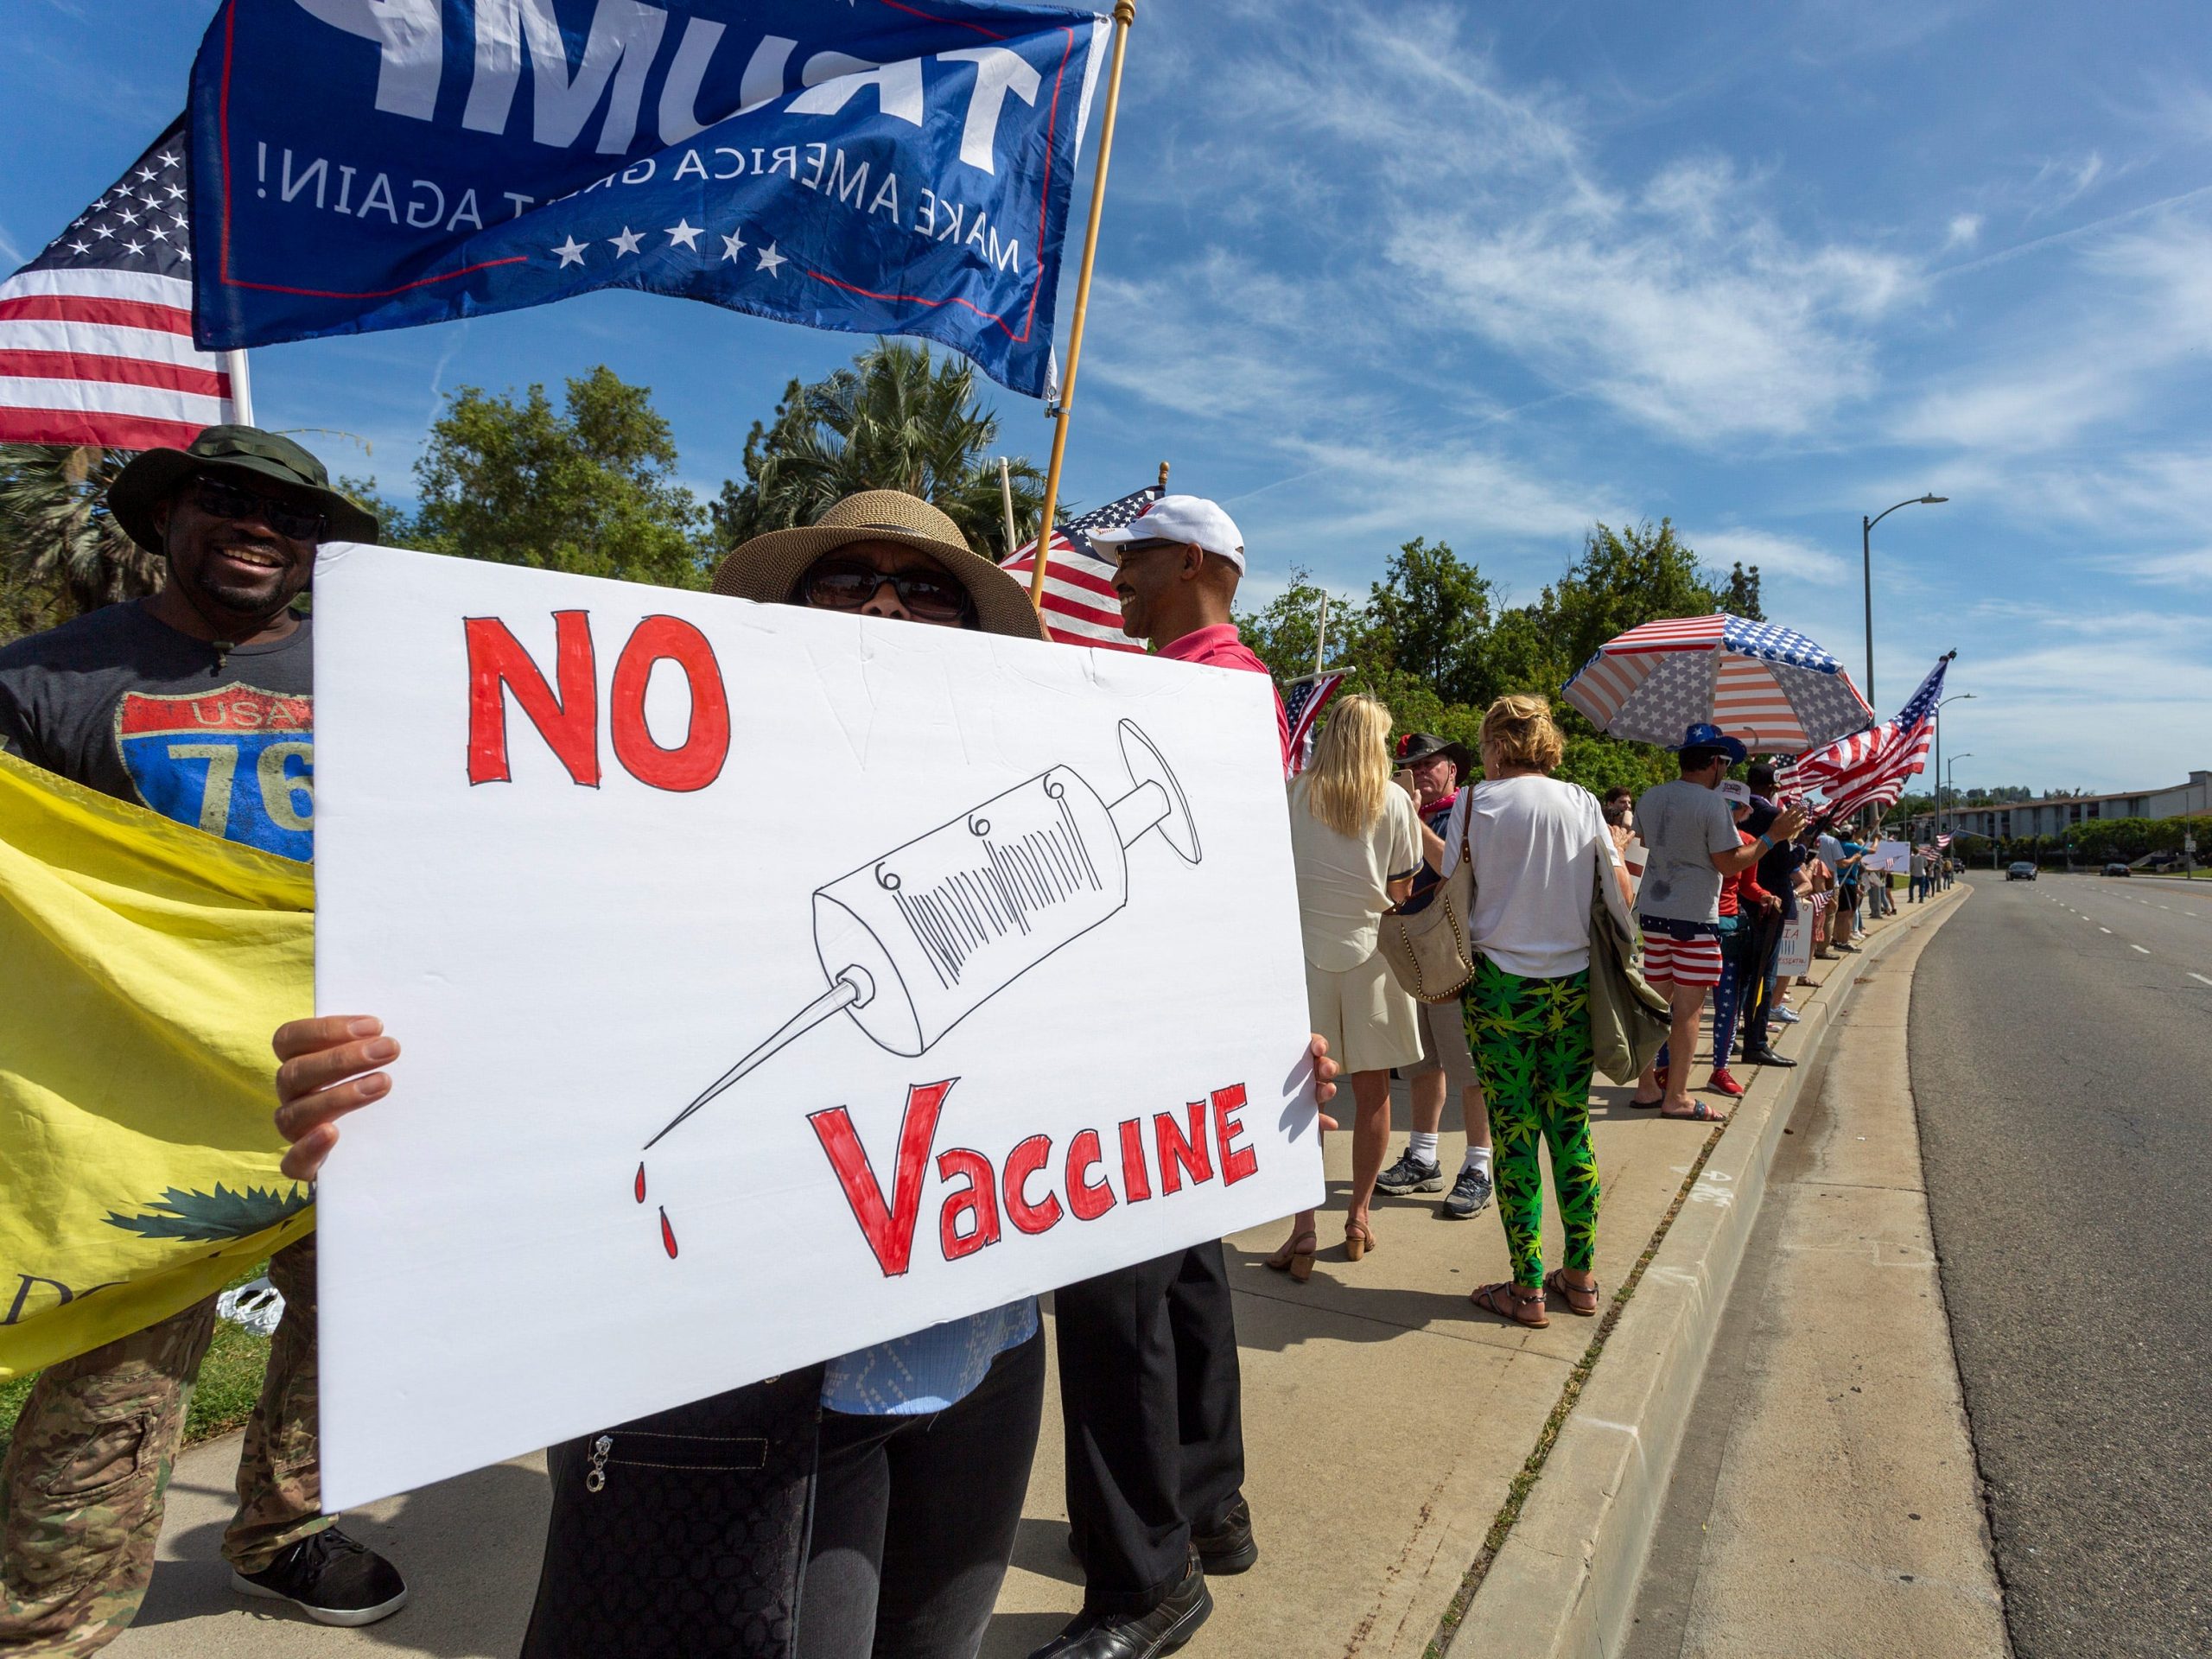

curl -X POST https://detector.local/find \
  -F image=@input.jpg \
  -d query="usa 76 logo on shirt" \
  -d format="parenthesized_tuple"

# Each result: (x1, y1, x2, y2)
(116, 686, 313, 860)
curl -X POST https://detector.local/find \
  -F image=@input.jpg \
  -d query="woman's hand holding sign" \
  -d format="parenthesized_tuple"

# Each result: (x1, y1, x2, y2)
(274, 1017, 1339, 1180)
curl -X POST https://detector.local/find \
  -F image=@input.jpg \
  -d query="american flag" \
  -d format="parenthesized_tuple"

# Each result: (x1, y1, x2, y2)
(0, 117, 240, 449)
(1789, 658, 1949, 823)
(1936, 833, 1953, 849)
(1281, 671, 1346, 775)
(1000, 485, 1157, 652)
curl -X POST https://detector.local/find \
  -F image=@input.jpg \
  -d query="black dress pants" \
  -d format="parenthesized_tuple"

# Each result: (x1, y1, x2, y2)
(1052, 1239, 1244, 1615)
(1739, 906, 1785, 1054)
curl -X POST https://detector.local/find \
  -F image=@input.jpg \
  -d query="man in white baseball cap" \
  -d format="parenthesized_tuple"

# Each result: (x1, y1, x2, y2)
(1036, 493, 1289, 1659)
(1089, 495, 1288, 766)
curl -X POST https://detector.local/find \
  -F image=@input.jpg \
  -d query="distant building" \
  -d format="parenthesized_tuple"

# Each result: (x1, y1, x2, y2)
(1906, 769, 2212, 842)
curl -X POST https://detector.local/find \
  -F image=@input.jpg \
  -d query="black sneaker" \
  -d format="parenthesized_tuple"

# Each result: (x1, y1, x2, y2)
(1440, 1165, 1493, 1219)
(232, 1527, 408, 1627)
(1375, 1150, 1446, 1195)
(1028, 1551, 1212, 1658)
(1191, 1493, 1258, 1574)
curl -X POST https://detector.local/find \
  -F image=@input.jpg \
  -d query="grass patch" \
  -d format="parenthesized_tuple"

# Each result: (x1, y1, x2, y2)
(0, 1263, 275, 1459)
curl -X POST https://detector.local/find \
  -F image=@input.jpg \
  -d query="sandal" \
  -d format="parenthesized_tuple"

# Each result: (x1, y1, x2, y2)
(1660, 1102, 1729, 1123)
(1344, 1218, 1379, 1262)
(1544, 1268, 1600, 1317)
(1471, 1281, 1548, 1328)
(1264, 1230, 1318, 1284)
(1629, 1095, 1665, 1109)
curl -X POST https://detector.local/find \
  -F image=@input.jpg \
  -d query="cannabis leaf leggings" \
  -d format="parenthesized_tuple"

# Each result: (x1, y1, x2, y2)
(1461, 957, 1599, 1288)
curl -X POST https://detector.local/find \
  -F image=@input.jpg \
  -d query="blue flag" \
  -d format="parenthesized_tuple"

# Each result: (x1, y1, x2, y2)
(188, 0, 1106, 397)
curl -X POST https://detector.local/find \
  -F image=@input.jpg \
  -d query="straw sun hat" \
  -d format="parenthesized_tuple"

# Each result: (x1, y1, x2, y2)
(712, 489, 1050, 642)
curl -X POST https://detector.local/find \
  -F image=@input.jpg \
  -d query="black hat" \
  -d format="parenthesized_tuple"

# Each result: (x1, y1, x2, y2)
(1394, 730, 1472, 775)
(107, 425, 379, 555)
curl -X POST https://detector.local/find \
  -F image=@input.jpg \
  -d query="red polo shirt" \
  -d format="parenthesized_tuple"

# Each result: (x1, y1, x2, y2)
(1158, 622, 1291, 772)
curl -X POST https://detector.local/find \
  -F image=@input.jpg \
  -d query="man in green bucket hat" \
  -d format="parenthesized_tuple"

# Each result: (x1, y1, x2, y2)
(0, 428, 408, 1648)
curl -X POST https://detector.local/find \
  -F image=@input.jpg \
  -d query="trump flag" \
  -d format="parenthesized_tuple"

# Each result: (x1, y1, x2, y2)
(187, 0, 1106, 397)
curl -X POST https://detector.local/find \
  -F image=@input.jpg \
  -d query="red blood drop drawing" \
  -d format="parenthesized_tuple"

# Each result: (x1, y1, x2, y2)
(659, 1206, 677, 1259)
(633, 1162, 646, 1203)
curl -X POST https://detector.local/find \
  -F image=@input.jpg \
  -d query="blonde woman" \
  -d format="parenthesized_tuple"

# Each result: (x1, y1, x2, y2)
(1439, 696, 1635, 1328)
(1271, 695, 1425, 1276)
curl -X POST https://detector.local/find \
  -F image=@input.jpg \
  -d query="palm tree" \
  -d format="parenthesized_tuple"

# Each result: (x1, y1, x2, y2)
(0, 444, 161, 620)
(712, 342, 1046, 556)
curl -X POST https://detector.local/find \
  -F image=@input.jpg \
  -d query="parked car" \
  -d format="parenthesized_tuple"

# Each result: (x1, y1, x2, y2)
(2006, 861, 2037, 880)
(2102, 861, 2133, 878)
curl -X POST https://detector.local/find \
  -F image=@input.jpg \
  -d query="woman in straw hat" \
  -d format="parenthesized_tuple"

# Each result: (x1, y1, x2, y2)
(269, 487, 1333, 1659)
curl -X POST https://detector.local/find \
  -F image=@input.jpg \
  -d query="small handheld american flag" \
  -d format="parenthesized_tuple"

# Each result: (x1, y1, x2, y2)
(0, 117, 242, 448)
(1001, 485, 1159, 652)
(1281, 671, 1347, 775)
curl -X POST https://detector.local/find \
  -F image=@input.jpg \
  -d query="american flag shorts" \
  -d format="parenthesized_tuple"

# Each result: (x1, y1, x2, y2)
(1639, 925, 1723, 987)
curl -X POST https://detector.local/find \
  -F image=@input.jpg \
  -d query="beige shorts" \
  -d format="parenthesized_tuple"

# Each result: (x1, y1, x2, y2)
(1305, 950, 1426, 1076)
(1404, 994, 1478, 1091)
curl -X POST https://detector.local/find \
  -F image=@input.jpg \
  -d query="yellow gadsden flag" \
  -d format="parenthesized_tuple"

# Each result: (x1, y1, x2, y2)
(1, 750, 315, 1379)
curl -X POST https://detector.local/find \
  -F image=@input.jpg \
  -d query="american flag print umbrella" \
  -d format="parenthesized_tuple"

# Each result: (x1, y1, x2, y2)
(1561, 613, 1873, 754)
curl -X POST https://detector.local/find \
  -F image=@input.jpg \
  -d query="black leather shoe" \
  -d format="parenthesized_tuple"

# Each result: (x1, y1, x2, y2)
(1028, 1554, 1211, 1658)
(1742, 1046, 1798, 1068)
(1192, 1494, 1258, 1574)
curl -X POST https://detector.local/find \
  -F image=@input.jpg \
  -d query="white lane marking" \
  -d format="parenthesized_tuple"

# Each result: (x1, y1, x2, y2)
(2100, 927, 2113, 933)
(2190, 973, 2212, 988)
(2131, 944, 2151, 955)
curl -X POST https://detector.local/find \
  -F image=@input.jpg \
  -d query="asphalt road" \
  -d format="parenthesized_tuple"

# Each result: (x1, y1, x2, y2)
(1911, 872, 2212, 1657)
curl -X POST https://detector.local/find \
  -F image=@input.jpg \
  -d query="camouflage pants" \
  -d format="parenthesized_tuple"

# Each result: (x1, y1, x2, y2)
(0, 1236, 327, 1656)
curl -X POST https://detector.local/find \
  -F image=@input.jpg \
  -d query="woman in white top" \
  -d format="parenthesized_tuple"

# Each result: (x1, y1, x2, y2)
(1273, 695, 1426, 1276)
(1438, 696, 1635, 1330)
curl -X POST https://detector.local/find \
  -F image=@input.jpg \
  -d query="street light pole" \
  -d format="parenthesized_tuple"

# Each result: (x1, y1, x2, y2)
(1860, 493, 1948, 708)
(1947, 753, 1973, 850)
(1933, 691, 1975, 844)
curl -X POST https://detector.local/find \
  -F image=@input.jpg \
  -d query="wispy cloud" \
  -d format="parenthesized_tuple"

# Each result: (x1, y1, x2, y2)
(1695, 529, 1852, 585)
(1103, 2, 1916, 449)
(1943, 213, 1982, 250)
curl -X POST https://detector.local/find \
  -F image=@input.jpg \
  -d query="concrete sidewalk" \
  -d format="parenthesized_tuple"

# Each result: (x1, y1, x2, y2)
(112, 905, 1936, 1659)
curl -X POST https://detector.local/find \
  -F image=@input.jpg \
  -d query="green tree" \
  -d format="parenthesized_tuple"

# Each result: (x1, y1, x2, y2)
(1719, 560, 1764, 620)
(1533, 519, 1725, 683)
(710, 341, 1043, 556)
(1365, 537, 1503, 708)
(0, 444, 161, 637)
(405, 366, 710, 588)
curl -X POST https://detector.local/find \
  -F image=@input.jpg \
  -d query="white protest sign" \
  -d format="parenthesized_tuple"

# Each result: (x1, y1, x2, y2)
(1868, 839, 1910, 874)
(310, 545, 1323, 1509)
(1776, 909, 1814, 977)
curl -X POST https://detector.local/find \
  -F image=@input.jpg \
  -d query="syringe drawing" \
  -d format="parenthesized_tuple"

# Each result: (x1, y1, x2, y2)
(635, 721, 1203, 1251)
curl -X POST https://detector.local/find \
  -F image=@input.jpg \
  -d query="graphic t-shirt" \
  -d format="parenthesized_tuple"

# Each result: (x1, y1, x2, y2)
(0, 601, 313, 860)
(1633, 777, 1739, 924)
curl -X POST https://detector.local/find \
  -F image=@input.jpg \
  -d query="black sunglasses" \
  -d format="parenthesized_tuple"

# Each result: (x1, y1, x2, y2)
(798, 555, 974, 624)
(190, 474, 327, 543)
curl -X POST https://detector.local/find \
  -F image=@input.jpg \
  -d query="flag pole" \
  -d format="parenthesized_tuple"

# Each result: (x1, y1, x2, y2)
(225, 349, 255, 427)
(1028, 0, 1136, 611)
(1313, 592, 1328, 674)
(998, 456, 1020, 558)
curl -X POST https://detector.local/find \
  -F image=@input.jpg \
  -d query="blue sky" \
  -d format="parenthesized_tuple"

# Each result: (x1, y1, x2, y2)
(4, 0, 2208, 795)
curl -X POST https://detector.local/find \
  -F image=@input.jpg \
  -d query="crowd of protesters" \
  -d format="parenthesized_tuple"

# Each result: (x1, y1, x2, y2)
(0, 423, 1924, 1659)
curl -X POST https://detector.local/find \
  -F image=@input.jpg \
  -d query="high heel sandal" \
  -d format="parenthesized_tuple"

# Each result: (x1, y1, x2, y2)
(1264, 1231, 1318, 1283)
(1344, 1218, 1378, 1262)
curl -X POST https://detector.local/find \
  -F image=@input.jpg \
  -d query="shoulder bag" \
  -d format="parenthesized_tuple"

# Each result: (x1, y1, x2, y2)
(1377, 815, 1479, 1004)
(1586, 831, 1671, 1084)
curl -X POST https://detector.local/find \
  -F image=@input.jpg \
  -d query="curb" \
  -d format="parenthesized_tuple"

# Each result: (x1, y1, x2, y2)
(1446, 886, 1969, 1657)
